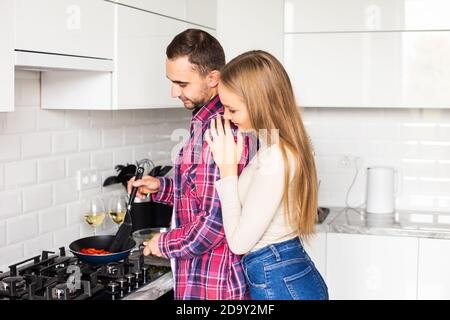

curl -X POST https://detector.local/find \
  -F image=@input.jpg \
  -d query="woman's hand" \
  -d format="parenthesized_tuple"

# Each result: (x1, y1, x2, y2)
(205, 115, 244, 177)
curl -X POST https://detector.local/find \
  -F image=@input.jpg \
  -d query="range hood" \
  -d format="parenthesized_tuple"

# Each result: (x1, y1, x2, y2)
(15, 50, 114, 72)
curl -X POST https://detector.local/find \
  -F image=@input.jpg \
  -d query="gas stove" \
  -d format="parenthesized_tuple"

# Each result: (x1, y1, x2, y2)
(0, 247, 171, 300)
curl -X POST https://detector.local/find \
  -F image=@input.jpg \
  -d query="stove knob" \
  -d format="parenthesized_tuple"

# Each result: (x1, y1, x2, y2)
(107, 281, 119, 294)
(2, 276, 26, 294)
(125, 274, 134, 293)
(141, 266, 148, 284)
(106, 263, 120, 276)
(125, 273, 134, 290)
(134, 271, 142, 288)
(117, 278, 127, 290)
(52, 284, 68, 300)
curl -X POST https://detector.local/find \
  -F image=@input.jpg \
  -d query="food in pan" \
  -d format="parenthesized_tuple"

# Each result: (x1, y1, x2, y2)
(79, 248, 112, 255)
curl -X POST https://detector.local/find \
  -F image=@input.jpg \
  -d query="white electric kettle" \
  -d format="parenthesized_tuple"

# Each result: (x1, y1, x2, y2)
(365, 166, 402, 214)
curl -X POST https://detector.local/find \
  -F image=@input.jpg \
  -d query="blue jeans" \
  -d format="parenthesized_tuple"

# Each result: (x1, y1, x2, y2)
(241, 237, 328, 300)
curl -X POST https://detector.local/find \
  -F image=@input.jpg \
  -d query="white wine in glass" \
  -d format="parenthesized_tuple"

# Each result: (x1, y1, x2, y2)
(108, 195, 127, 226)
(82, 197, 106, 236)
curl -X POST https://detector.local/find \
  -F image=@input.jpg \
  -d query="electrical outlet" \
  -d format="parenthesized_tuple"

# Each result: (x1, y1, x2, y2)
(338, 155, 362, 169)
(77, 169, 101, 191)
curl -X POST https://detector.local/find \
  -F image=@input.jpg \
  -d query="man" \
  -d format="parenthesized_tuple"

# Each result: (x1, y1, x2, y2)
(128, 29, 249, 300)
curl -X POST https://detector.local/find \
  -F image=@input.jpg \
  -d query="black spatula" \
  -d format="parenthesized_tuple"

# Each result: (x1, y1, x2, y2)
(108, 166, 145, 252)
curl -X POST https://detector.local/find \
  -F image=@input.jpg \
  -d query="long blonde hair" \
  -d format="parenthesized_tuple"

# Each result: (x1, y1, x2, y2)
(220, 50, 318, 240)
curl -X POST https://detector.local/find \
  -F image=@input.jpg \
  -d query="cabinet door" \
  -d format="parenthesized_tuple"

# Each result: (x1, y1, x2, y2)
(326, 233, 418, 299)
(285, 0, 450, 32)
(285, 31, 450, 108)
(186, 0, 217, 29)
(114, 6, 187, 109)
(303, 232, 327, 280)
(418, 238, 450, 299)
(0, 0, 14, 112)
(15, 0, 114, 59)
(117, 0, 217, 28)
(217, 0, 284, 63)
(117, 0, 186, 21)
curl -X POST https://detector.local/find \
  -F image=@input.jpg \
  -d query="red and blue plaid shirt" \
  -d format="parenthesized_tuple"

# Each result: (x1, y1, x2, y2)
(153, 95, 249, 300)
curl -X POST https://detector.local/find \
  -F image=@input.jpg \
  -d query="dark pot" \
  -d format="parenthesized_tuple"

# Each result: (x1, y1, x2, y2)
(129, 199, 172, 232)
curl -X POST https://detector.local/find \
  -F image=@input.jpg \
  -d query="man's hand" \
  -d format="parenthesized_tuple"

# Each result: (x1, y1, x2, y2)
(127, 175, 161, 200)
(143, 233, 162, 257)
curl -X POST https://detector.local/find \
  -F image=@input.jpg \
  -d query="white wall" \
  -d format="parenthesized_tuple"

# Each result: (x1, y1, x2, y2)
(0, 70, 190, 270)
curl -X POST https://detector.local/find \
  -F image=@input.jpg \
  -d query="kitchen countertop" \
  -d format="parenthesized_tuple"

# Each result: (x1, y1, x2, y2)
(317, 207, 450, 239)
(123, 270, 173, 300)
(123, 254, 173, 300)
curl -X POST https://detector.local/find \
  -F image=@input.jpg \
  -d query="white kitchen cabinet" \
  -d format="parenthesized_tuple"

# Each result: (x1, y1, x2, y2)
(285, 31, 450, 108)
(0, 0, 14, 112)
(217, 0, 284, 63)
(417, 238, 450, 299)
(113, 5, 187, 109)
(117, 0, 216, 29)
(41, 71, 112, 110)
(326, 233, 418, 299)
(285, 0, 450, 33)
(303, 232, 327, 280)
(15, 0, 114, 60)
(186, 0, 217, 29)
(117, 0, 186, 21)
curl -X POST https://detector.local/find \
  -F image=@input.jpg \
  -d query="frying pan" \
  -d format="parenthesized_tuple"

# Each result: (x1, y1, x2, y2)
(69, 235, 137, 264)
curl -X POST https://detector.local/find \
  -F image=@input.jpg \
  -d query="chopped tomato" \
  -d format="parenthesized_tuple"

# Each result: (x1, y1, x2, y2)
(79, 248, 112, 255)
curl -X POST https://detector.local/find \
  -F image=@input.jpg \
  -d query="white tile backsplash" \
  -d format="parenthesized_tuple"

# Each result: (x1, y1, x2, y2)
(0, 221, 5, 247)
(53, 225, 81, 250)
(65, 110, 90, 129)
(304, 107, 450, 211)
(37, 109, 65, 131)
(124, 126, 142, 145)
(24, 233, 53, 257)
(66, 153, 91, 177)
(113, 147, 135, 166)
(91, 110, 112, 127)
(91, 151, 113, 171)
(53, 131, 78, 154)
(0, 135, 20, 162)
(0, 190, 22, 220)
(39, 206, 67, 234)
(7, 213, 39, 244)
(23, 184, 53, 213)
(79, 129, 102, 151)
(54, 178, 78, 205)
(103, 127, 124, 147)
(0, 244, 24, 271)
(112, 110, 133, 126)
(21, 132, 52, 159)
(38, 157, 65, 182)
(0, 164, 3, 191)
(3, 107, 36, 134)
(5, 160, 37, 188)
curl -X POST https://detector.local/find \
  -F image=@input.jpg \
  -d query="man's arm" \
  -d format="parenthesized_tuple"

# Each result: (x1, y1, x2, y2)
(152, 176, 174, 206)
(157, 143, 225, 259)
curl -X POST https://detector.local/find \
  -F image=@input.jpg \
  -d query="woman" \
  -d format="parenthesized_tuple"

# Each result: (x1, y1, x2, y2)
(205, 50, 328, 300)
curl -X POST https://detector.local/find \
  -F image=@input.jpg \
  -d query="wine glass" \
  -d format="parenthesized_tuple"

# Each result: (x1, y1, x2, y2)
(82, 197, 106, 236)
(108, 195, 128, 227)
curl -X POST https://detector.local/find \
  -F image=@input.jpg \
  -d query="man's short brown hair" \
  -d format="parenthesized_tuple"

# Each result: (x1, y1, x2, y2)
(166, 28, 225, 76)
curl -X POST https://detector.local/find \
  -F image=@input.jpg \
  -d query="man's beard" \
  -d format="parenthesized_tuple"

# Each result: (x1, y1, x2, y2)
(181, 96, 209, 110)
